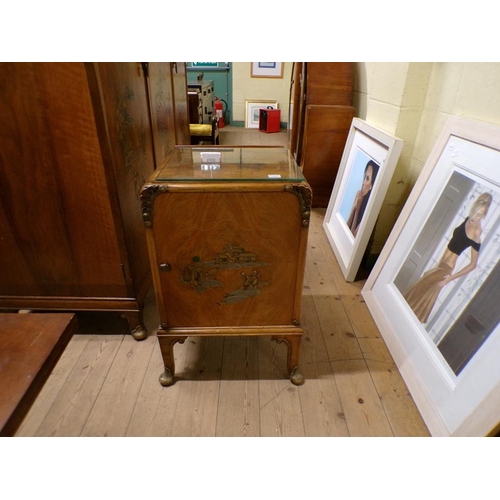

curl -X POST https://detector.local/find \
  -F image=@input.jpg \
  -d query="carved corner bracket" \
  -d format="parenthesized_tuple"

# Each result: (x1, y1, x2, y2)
(140, 184, 168, 227)
(284, 184, 312, 227)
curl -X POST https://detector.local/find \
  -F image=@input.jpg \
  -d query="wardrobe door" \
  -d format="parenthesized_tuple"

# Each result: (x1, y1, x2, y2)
(304, 62, 354, 105)
(171, 62, 190, 146)
(89, 62, 156, 297)
(146, 62, 177, 167)
(290, 62, 355, 207)
(0, 62, 127, 298)
(292, 62, 306, 164)
(300, 104, 355, 207)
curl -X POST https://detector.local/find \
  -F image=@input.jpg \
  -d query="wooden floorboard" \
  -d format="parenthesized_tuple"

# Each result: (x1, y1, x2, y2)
(15, 333, 91, 437)
(125, 344, 181, 437)
(80, 334, 156, 437)
(258, 336, 305, 437)
(331, 358, 394, 437)
(170, 337, 223, 437)
(297, 289, 350, 436)
(35, 334, 123, 437)
(15, 127, 430, 437)
(216, 337, 261, 437)
(218, 125, 286, 146)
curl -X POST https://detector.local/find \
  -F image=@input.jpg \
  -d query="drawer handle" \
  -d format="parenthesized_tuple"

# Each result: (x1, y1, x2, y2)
(159, 263, 172, 272)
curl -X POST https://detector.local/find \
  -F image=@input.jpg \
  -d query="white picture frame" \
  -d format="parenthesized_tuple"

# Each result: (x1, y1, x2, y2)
(244, 99, 278, 129)
(323, 118, 404, 281)
(250, 62, 283, 78)
(362, 116, 500, 436)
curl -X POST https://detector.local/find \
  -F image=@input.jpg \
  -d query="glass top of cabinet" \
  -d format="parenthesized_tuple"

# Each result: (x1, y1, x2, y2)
(155, 146, 305, 182)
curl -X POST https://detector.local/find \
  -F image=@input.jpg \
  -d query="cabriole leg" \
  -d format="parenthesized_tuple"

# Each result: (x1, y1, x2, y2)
(272, 334, 305, 386)
(121, 311, 147, 341)
(157, 335, 187, 386)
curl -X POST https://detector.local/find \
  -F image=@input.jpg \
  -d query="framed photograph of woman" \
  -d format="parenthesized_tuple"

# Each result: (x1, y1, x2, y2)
(323, 118, 404, 281)
(362, 116, 500, 436)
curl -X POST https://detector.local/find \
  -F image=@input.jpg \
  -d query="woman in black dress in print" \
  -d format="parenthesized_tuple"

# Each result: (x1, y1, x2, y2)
(346, 160, 380, 237)
(403, 192, 492, 324)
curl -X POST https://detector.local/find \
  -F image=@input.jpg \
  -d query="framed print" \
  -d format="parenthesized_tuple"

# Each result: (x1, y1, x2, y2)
(362, 116, 500, 436)
(323, 118, 404, 281)
(250, 62, 283, 78)
(244, 99, 279, 129)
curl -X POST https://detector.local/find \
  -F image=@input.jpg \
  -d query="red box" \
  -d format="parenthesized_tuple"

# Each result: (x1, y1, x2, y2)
(259, 108, 281, 133)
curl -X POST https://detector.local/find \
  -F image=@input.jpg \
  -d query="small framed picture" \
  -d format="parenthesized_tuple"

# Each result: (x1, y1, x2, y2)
(362, 116, 500, 436)
(250, 63, 283, 78)
(323, 118, 404, 281)
(244, 99, 279, 129)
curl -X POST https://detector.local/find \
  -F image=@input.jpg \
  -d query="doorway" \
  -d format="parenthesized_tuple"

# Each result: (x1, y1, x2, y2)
(186, 62, 232, 125)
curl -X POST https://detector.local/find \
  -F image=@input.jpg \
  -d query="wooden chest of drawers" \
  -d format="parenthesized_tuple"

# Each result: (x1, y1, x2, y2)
(141, 146, 311, 386)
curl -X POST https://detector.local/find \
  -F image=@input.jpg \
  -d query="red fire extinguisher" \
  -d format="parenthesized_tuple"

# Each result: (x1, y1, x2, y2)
(214, 96, 225, 128)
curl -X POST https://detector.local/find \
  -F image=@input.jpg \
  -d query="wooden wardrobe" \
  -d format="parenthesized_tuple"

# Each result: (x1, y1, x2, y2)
(289, 62, 355, 207)
(0, 62, 189, 339)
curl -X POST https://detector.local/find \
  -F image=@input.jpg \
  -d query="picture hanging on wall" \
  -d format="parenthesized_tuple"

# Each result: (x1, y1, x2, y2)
(323, 118, 404, 281)
(362, 116, 500, 436)
(244, 99, 278, 129)
(250, 63, 283, 78)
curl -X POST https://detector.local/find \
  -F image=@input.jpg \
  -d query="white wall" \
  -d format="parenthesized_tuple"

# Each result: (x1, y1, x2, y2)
(355, 62, 500, 255)
(229, 62, 500, 257)
(231, 62, 293, 125)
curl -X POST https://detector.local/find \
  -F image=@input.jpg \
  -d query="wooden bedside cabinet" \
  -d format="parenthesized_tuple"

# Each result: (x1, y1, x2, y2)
(140, 146, 312, 386)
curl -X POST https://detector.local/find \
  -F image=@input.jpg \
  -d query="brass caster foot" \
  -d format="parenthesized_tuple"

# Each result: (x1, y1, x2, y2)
(290, 366, 305, 386)
(159, 368, 174, 387)
(131, 324, 147, 341)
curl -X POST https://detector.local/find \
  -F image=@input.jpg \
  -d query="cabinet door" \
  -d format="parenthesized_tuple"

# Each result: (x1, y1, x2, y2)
(151, 190, 304, 328)
(0, 62, 127, 298)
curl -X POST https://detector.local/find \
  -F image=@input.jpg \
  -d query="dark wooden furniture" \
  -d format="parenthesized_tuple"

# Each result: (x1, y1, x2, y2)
(140, 146, 311, 386)
(0, 313, 78, 436)
(289, 62, 355, 207)
(187, 80, 214, 124)
(0, 63, 189, 339)
(188, 90, 203, 124)
(188, 88, 219, 144)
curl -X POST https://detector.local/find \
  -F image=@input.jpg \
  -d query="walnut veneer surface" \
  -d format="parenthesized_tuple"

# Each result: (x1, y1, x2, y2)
(0, 313, 77, 436)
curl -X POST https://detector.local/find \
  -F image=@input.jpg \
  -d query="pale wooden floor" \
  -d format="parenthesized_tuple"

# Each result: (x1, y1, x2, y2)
(15, 126, 430, 437)
(218, 124, 292, 146)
